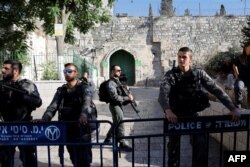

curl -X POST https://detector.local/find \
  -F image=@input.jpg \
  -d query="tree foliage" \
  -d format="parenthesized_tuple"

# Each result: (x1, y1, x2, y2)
(29, 0, 114, 44)
(149, 3, 153, 17)
(204, 47, 241, 77)
(0, 0, 114, 52)
(41, 60, 59, 80)
(0, 0, 36, 54)
(219, 4, 226, 16)
(184, 8, 192, 16)
(160, 0, 174, 16)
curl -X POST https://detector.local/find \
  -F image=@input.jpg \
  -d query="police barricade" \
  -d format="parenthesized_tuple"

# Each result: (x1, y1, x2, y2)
(0, 120, 116, 167)
(115, 115, 250, 167)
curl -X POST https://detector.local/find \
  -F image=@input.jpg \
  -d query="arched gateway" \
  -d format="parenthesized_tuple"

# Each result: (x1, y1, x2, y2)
(109, 50, 135, 85)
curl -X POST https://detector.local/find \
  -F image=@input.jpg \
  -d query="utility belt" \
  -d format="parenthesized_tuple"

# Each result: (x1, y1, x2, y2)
(109, 101, 122, 106)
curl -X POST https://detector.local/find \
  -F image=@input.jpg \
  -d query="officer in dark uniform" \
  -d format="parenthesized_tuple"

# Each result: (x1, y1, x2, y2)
(81, 71, 95, 96)
(104, 65, 133, 152)
(41, 63, 96, 167)
(158, 47, 240, 167)
(0, 60, 42, 167)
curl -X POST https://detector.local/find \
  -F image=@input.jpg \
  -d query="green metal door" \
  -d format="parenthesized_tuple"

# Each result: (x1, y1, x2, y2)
(110, 50, 135, 85)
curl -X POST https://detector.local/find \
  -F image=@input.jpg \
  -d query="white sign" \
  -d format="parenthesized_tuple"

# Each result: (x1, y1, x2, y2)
(54, 24, 63, 36)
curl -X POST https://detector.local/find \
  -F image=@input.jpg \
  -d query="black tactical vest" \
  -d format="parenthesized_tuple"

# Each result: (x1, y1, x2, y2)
(59, 83, 83, 121)
(169, 69, 197, 114)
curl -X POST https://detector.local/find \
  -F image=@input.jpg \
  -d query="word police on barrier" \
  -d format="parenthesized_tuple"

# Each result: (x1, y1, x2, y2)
(0, 122, 66, 145)
(164, 115, 249, 134)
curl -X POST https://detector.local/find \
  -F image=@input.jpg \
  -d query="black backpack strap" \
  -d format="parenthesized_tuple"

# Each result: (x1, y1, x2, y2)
(192, 67, 202, 91)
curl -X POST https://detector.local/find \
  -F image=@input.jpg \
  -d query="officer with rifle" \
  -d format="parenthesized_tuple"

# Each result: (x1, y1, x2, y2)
(119, 71, 141, 116)
(103, 65, 135, 152)
(0, 60, 42, 167)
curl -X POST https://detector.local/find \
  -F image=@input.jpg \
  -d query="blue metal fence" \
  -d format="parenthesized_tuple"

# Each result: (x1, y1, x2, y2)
(0, 115, 249, 167)
(116, 115, 250, 167)
(0, 120, 116, 167)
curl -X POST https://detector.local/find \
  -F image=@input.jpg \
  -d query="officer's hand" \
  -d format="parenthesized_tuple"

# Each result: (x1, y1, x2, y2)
(230, 108, 241, 121)
(128, 94, 134, 101)
(165, 109, 178, 124)
(79, 115, 88, 125)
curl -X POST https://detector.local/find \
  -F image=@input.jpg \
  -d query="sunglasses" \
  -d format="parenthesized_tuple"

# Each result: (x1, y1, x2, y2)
(63, 69, 75, 74)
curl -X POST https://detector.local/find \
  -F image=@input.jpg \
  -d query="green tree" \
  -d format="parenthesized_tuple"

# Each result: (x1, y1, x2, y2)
(149, 3, 153, 17)
(0, 0, 36, 54)
(241, 15, 250, 46)
(219, 4, 226, 16)
(160, 0, 174, 16)
(41, 61, 59, 80)
(205, 47, 241, 77)
(1, 0, 114, 79)
(184, 8, 192, 16)
(29, 0, 114, 79)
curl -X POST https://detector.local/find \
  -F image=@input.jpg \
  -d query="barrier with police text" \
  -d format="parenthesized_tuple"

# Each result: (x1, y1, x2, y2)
(164, 115, 249, 135)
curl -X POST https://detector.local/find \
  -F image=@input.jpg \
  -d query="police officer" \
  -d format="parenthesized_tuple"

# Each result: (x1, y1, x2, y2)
(41, 63, 96, 167)
(0, 60, 42, 167)
(158, 47, 240, 167)
(104, 65, 133, 152)
(81, 71, 95, 96)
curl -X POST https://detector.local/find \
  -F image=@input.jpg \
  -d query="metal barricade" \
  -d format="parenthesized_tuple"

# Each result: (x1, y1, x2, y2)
(1, 115, 249, 167)
(0, 120, 116, 167)
(115, 115, 250, 167)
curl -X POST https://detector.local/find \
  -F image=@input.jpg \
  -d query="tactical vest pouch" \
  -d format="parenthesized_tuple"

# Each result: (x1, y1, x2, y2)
(60, 107, 76, 120)
(191, 89, 210, 112)
(170, 67, 210, 113)
(87, 104, 99, 131)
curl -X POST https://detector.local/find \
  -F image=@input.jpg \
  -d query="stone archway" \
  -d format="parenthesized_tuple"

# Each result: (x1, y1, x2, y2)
(110, 50, 135, 85)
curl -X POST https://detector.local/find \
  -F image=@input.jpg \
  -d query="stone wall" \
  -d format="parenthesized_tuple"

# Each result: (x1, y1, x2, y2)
(30, 16, 247, 86)
(85, 16, 246, 86)
(153, 16, 246, 71)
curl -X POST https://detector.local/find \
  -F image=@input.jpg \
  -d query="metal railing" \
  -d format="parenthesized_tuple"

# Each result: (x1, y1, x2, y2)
(115, 115, 250, 167)
(0, 115, 249, 167)
(0, 120, 115, 167)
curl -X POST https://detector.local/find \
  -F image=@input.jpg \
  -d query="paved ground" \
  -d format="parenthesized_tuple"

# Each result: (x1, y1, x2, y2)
(13, 87, 222, 167)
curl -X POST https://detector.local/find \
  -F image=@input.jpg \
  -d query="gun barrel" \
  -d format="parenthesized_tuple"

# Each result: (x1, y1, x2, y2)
(120, 85, 142, 117)
(173, 60, 176, 68)
(1, 84, 28, 94)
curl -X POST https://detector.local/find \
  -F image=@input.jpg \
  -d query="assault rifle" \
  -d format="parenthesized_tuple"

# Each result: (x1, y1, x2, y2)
(172, 60, 176, 69)
(119, 84, 142, 118)
(0, 82, 42, 114)
(0, 83, 29, 95)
